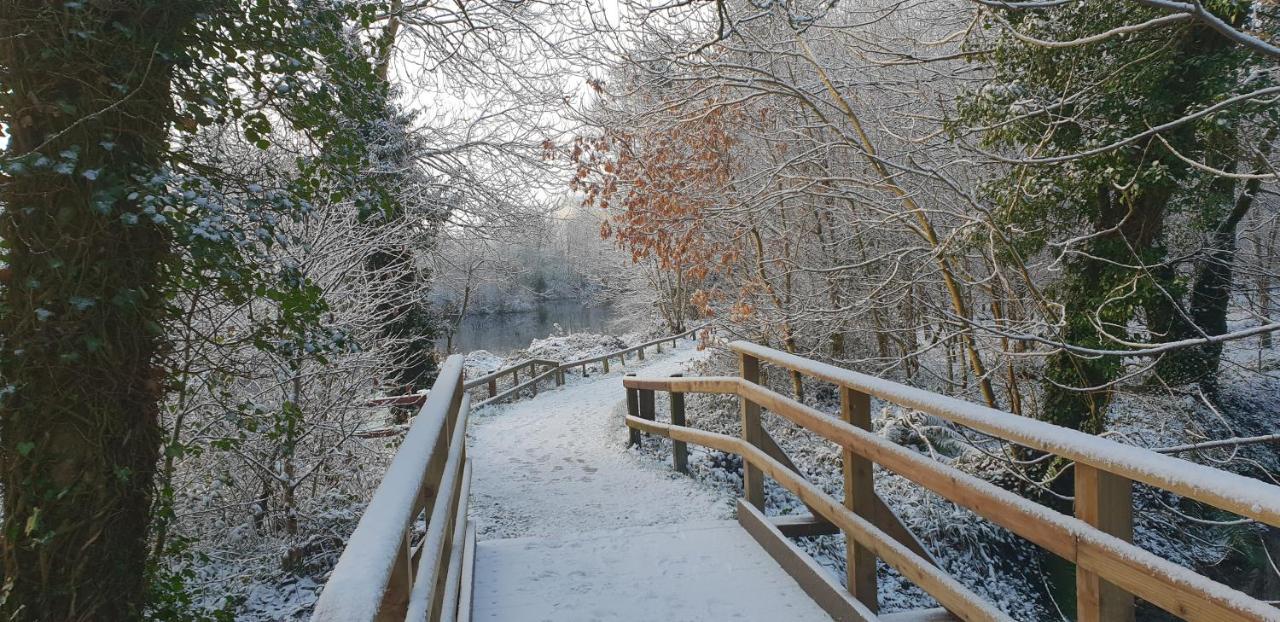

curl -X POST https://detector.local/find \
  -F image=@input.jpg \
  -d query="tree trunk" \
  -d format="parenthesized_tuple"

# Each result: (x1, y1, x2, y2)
(0, 4, 194, 618)
(1044, 182, 1171, 434)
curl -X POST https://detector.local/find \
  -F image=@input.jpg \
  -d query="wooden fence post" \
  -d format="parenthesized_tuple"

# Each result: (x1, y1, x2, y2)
(740, 352, 765, 510)
(638, 346, 645, 360)
(670, 373, 687, 474)
(840, 386, 877, 612)
(603, 357, 610, 373)
(625, 390, 640, 445)
(556, 366, 565, 386)
(638, 387, 655, 435)
(1076, 464, 1134, 622)
(487, 378, 496, 398)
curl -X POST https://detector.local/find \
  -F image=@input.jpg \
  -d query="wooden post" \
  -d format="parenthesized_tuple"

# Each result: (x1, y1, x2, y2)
(487, 378, 496, 398)
(638, 346, 645, 360)
(656, 341, 663, 354)
(740, 352, 765, 510)
(840, 386, 877, 612)
(670, 373, 687, 474)
(1076, 464, 1134, 622)
(638, 387, 656, 434)
(377, 529, 414, 617)
(626, 372, 640, 447)
(603, 358, 610, 373)
(555, 367, 564, 386)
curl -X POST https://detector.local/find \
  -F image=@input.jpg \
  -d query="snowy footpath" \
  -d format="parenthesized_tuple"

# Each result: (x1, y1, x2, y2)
(466, 340, 833, 621)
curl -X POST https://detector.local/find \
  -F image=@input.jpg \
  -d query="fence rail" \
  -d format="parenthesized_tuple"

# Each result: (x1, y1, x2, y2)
(370, 325, 704, 413)
(623, 341, 1280, 622)
(313, 355, 474, 622)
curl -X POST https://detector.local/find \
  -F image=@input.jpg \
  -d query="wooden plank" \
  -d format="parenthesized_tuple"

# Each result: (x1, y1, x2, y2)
(627, 415, 1011, 621)
(624, 376, 1280, 621)
(314, 356, 466, 622)
(759, 428, 836, 529)
(455, 523, 476, 622)
(1075, 464, 1134, 622)
(737, 500, 878, 622)
(771, 514, 840, 537)
(872, 493, 939, 568)
(405, 399, 473, 622)
(436, 460, 473, 622)
(841, 386, 878, 612)
(739, 353, 765, 510)
(728, 340, 1280, 528)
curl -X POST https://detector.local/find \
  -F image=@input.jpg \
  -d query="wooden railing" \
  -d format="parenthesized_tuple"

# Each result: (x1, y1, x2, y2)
(463, 358, 562, 408)
(372, 325, 704, 412)
(559, 325, 703, 377)
(623, 341, 1280, 622)
(313, 355, 475, 622)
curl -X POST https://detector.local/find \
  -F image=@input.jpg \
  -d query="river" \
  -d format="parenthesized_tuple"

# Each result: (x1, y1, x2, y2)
(437, 300, 630, 355)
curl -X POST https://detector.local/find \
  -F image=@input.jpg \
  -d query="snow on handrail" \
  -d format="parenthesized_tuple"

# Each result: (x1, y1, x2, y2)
(621, 376, 1280, 620)
(728, 340, 1280, 527)
(312, 354, 465, 622)
(561, 324, 703, 368)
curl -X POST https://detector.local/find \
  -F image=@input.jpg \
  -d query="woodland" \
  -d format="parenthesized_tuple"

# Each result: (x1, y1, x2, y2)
(1, 0, 1279, 619)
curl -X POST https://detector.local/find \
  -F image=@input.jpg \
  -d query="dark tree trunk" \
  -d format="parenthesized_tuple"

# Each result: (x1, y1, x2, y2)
(0, 3, 194, 619)
(1151, 132, 1272, 390)
(1043, 182, 1171, 434)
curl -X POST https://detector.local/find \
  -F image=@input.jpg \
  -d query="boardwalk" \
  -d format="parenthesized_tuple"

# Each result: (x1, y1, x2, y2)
(466, 342, 830, 620)
(312, 333, 1280, 622)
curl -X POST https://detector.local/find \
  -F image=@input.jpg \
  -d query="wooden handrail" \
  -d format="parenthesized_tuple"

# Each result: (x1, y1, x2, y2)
(455, 325, 706, 408)
(462, 358, 559, 390)
(312, 355, 472, 622)
(729, 341, 1280, 526)
(626, 414, 1012, 621)
(475, 365, 560, 408)
(561, 325, 703, 368)
(624, 364, 1280, 621)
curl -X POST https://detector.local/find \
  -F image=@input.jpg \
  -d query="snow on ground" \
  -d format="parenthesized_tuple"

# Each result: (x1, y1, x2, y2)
(464, 350, 506, 377)
(513, 331, 628, 363)
(468, 340, 842, 620)
(471, 521, 833, 621)
(467, 339, 736, 539)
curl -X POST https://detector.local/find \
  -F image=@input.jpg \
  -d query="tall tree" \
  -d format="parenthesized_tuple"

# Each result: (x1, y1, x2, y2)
(0, 1, 388, 617)
(960, 1, 1276, 432)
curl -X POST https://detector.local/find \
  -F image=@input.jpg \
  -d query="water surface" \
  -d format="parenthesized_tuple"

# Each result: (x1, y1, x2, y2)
(438, 300, 628, 355)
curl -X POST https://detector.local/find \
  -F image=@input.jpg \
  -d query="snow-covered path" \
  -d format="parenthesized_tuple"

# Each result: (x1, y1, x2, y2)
(467, 341, 736, 540)
(466, 341, 834, 621)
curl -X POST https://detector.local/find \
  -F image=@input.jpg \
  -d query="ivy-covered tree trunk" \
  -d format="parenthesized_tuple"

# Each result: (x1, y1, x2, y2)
(0, 3, 193, 619)
(1042, 184, 1171, 434)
